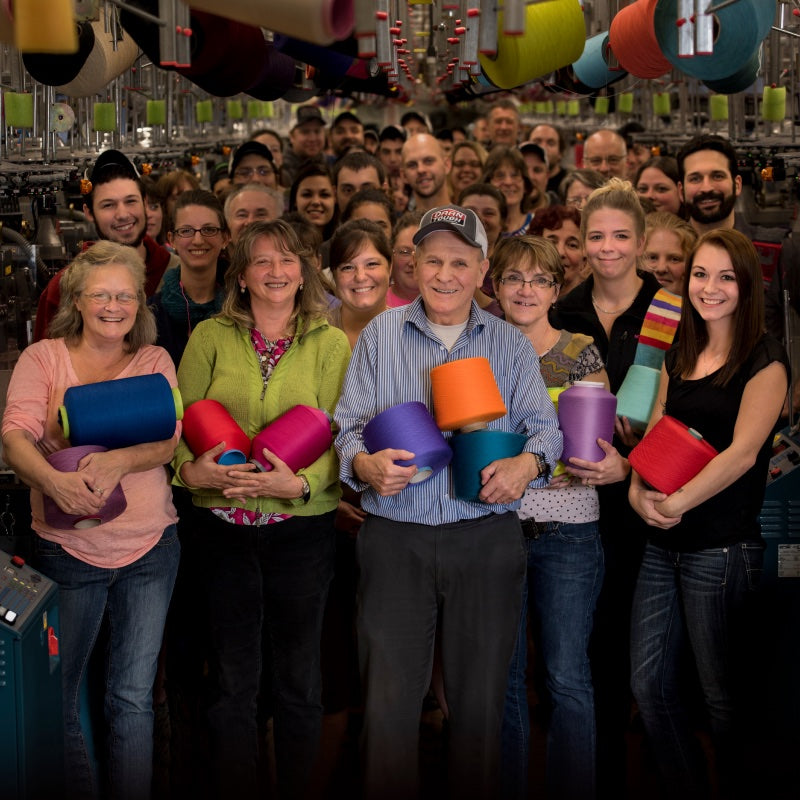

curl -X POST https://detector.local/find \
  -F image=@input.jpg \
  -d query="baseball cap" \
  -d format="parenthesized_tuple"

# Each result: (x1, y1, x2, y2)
(401, 110, 430, 130)
(331, 110, 362, 129)
(413, 205, 488, 258)
(291, 105, 325, 131)
(229, 141, 274, 178)
(90, 149, 139, 183)
(519, 141, 548, 166)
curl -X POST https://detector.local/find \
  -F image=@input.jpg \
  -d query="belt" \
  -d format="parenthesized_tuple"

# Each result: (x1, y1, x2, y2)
(520, 518, 556, 539)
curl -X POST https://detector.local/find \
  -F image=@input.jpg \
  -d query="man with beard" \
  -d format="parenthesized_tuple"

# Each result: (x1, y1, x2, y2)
(402, 133, 452, 213)
(33, 149, 176, 340)
(677, 134, 749, 236)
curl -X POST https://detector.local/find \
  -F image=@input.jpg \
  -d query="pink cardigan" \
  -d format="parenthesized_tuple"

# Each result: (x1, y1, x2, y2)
(2, 339, 179, 568)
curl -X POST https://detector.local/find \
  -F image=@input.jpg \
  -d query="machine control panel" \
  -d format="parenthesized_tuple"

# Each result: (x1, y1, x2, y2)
(0, 553, 55, 630)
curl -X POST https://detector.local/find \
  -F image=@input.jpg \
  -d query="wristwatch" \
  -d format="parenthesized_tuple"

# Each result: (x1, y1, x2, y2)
(299, 475, 311, 503)
(533, 452, 550, 480)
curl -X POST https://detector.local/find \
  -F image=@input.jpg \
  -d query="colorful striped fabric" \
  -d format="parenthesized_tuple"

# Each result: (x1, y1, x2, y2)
(633, 288, 682, 370)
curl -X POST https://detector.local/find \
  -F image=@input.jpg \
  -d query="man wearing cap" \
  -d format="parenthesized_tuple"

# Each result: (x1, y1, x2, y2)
(228, 141, 278, 189)
(285, 105, 327, 185)
(334, 206, 561, 800)
(328, 110, 365, 161)
(400, 110, 430, 137)
(33, 149, 177, 341)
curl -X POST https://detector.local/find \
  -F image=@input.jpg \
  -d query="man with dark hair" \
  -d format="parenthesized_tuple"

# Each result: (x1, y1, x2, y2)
(676, 133, 744, 235)
(377, 125, 406, 180)
(33, 149, 177, 341)
(332, 150, 386, 216)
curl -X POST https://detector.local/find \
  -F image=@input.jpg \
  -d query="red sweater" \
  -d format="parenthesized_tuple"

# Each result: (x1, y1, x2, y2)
(33, 236, 174, 342)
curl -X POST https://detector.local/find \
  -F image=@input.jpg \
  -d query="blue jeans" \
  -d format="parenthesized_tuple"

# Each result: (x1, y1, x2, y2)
(199, 509, 336, 800)
(34, 526, 179, 800)
(501, 520, 604, 800)
(630, 541, 764, 800)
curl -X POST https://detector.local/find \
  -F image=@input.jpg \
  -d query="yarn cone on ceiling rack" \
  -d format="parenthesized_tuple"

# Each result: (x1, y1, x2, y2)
(608, 0, 672, 79)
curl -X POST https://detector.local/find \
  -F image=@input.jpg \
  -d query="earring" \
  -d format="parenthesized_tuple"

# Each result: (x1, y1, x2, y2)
(240, 284, 246, 294)
(299, 283, 304, 291)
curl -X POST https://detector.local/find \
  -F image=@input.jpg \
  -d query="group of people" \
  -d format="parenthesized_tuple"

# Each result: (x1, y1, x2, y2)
(0, 99, 792, 800)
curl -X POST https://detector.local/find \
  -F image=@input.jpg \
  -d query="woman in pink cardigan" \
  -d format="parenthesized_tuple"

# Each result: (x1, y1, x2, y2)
(2, 241, 180, 800)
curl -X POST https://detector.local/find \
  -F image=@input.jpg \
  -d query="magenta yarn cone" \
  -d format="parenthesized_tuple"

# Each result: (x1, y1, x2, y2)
(250, 405, 333, 472)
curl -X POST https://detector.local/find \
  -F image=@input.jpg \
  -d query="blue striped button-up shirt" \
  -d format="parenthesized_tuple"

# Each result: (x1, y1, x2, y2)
(334, 297, 562, 526)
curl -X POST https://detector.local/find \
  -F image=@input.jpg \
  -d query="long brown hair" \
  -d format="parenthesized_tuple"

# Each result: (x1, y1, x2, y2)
(673, 228, 764, 387)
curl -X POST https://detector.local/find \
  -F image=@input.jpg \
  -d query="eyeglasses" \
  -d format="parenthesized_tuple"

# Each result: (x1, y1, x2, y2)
(82, 291, 138, 305)
(173, 225, 223, 238)
(584, 155, 625, 168)
(499, 275, 557, 289)
(234, 166, 275, 179)
(393, 247, 414, 258)
(566, 196, 589, 207)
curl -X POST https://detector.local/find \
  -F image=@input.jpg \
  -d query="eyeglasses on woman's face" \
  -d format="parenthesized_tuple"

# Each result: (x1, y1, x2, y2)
(172, 225, 223, 238)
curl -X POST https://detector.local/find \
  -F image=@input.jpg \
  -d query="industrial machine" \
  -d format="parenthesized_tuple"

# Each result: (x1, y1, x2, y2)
(0, 550, 63, 800)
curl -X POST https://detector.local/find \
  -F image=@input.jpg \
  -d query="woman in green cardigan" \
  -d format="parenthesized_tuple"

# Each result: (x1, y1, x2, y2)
(173, 219, 350, 800)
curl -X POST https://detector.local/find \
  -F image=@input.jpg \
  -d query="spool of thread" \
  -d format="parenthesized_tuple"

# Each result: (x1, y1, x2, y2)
(59, 374, 183, 450)
(478, 0, 585, 90)
(93, 103, 117, 132)
(182, 399, 250, 465)
(628, 415, 718, 496)
(567, 99, 580, 116)
(430, 357, 507, 432)
(547, 386, 566, 411)
(49, 102, 75, 133)
(701, 50, 761, 95)
(450, 430, 527, 501)
(146, 100, 166, 126)
(617, 92, 634, 114)
(4, 92, 34, 128)
(227, 99, 244, 120)
(608, 0, 672, 79)
(250, 405, 333, 473)
(187, 0, 355, 45)
(615, 364, 660, 430)
(42, 446, 127, 530)
(362, 402, 452, 484)
(556, 100, 566, 115)
(594, 96, 610, 116)
(710, 94, 730, 121)
(196, 100, 214, 124)
(653, 92, 671, 117)
(558, 381, 616, 464)
(247, 100, 264, 119)
(14, 0, 78, 53)
(654, 0, 775, 82)
(762, 85, 787, 122)
(572, 32, 627, 90)
(55, 19, 140, 97)
(23, 21, 95, 87)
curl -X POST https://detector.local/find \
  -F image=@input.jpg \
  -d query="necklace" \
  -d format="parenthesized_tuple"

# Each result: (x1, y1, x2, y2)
(591, 291, 636, 315)
(699, 350, 727, 377)
(536, 328, 561, 358)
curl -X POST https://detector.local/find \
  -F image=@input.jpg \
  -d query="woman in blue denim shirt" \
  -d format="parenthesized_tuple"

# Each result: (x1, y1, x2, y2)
(492, 235, 607, 800)
(629, 229, 789, 799)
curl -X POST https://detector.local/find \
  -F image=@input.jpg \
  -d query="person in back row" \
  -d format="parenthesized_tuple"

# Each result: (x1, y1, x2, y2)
(34, 149, 178, 341)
